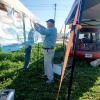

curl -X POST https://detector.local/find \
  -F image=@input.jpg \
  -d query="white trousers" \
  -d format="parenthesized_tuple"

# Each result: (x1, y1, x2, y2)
(44, 49, 54, 81)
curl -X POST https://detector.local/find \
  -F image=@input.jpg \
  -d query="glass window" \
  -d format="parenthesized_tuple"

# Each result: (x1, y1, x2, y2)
(78, 32, 100, 51)
(96, 33, 100, 50)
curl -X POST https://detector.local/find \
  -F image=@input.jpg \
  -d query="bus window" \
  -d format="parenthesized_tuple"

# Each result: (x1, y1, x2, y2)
(96, 33, 100, 50)
(78, 32, 100, 51)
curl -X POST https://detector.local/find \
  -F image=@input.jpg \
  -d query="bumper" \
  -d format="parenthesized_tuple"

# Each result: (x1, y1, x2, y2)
(70, 50, 100, 59)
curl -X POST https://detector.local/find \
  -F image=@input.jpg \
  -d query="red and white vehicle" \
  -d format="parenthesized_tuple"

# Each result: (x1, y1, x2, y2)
(70, 28, 100, 59)
(65, 0, 100, 59)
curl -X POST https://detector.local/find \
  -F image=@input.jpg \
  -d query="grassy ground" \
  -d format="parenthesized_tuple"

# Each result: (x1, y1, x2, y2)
(0, 44, 100, 100)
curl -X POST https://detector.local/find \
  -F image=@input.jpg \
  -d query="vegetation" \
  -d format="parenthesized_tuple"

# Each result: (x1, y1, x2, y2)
(0, 44, 100, 100)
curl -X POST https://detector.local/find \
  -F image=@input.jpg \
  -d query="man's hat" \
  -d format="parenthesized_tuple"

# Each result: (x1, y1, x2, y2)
(46, 19, 55, 24)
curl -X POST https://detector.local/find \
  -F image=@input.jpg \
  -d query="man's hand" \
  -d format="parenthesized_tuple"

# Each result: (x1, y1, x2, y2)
(34, 23, 40, 28)
(34, 23, 37, 27)
(34, 23, 47, 35)
(34, 23, 41, 31)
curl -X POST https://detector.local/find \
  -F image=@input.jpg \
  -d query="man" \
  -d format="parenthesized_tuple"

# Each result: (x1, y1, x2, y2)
(34, 19, 57, 84)
(24, 28, 34, 71)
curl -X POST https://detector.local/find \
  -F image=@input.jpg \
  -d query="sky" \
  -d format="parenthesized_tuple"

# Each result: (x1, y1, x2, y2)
(0, 0, 74, 46)
(21, 0, 74, 32)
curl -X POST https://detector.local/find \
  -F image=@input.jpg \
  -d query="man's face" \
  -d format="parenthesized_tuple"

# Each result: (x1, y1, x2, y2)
(47, 22, 54, 28)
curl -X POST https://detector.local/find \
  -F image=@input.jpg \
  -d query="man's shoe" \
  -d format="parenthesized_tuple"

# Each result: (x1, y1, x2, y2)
(40, 75, 47, 80)
(41, 74, 47, 77)
(46, 80, 55, 85)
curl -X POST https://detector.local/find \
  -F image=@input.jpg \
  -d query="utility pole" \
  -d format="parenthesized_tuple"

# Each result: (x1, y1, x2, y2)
(54, 3, 57, 22)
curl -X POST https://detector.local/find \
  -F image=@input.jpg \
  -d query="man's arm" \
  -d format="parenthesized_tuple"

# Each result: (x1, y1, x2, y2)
(34, 23, 51, 35)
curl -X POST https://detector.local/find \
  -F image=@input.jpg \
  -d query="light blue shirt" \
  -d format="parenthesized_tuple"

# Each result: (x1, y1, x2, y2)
(34, 24, 57, 48)
(25, 28, 34, 47)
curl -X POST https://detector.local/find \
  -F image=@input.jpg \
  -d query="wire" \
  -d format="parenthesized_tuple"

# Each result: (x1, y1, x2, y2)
(24, 4, 56, 6)
(24, 4, 67, 6)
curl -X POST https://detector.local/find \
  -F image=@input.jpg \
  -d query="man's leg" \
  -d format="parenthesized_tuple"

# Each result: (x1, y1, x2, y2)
(24, 46, 32, 70)
(44, 50, 48, 76)
(45, 49, 54, 81)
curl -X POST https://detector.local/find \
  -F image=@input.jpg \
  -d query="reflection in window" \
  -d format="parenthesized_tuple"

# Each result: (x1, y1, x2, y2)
(78, 32, 100, 51)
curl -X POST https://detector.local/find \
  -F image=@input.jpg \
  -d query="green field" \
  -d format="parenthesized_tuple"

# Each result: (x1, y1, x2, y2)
(0, 44, 100, 100)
